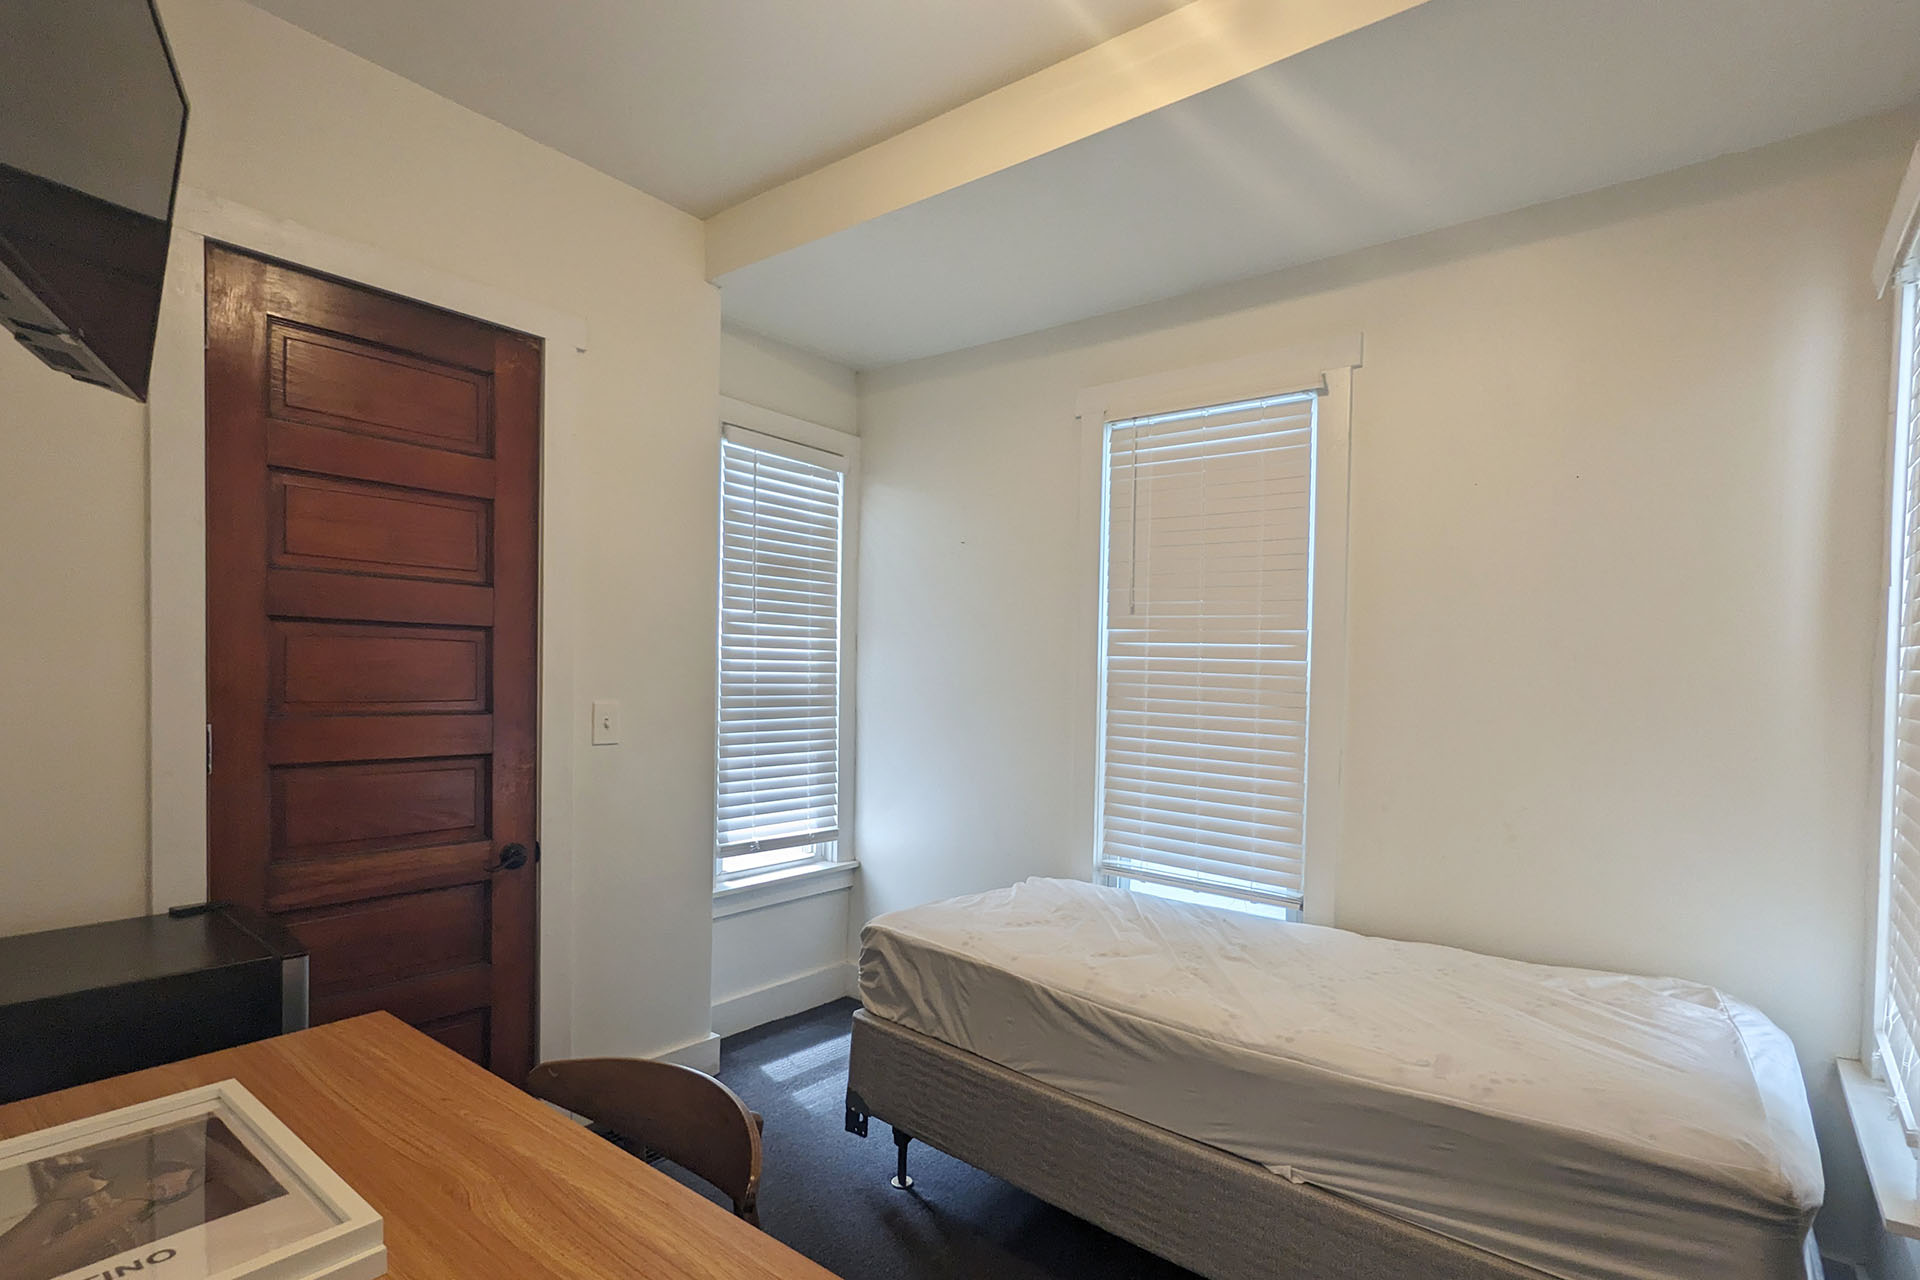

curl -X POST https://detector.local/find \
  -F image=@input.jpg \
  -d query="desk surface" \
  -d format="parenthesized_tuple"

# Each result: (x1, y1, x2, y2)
(0, 1013, 841, 1280)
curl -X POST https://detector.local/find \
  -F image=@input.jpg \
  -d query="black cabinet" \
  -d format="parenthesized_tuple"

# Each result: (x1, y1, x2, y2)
(0, 905, 309, 1103)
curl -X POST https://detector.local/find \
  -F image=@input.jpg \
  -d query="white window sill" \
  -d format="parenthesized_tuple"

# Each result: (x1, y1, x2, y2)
(713, 860, 858, 919)
(1839, 1057, 1920, 1239)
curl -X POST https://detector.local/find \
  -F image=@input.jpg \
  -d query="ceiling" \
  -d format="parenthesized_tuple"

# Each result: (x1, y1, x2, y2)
(716, 0, 1920, 368)
(242, 0, 1189, 216)
(245, 0, 1920, 371)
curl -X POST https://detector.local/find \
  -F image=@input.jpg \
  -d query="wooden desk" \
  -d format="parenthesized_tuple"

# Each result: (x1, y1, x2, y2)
(0, 1013, 841, 1280)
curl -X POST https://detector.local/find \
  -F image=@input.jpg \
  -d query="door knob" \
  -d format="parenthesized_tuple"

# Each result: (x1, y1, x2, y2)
(494, 843, 530, 872)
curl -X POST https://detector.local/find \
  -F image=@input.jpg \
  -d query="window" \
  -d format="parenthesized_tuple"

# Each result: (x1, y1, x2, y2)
(715, 412, 855, 885)
(1876, 253, 1920, 1134)
(1083, 345, 1355, 920)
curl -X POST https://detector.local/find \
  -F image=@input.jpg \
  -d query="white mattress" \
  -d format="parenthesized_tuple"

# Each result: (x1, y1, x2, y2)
(858, 878, 1822, 1280)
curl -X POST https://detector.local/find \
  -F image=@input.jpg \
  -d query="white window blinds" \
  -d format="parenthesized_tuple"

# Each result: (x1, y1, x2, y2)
(1883, 273, 1920, 1132)
(1099, 391, 1319, 909)
(717, 429, 844, 879)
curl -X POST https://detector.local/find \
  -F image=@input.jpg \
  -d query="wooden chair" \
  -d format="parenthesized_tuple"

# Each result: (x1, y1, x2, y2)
(526, 1057, 765, 1225)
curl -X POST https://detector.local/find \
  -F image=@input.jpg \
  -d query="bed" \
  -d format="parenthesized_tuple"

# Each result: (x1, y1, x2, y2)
(844, 877, 1823, 1280)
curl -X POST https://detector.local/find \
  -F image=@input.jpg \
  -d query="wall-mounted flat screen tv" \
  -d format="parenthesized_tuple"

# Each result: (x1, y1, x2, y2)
(0, 0, 188, 401)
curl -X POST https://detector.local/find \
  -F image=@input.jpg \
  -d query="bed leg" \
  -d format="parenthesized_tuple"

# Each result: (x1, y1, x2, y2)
(891, 1125, 915, 1190)
(844, 1090, 870, 1138)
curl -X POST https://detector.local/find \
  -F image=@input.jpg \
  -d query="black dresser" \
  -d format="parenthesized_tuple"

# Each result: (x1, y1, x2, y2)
(0, 905, 309, 1103)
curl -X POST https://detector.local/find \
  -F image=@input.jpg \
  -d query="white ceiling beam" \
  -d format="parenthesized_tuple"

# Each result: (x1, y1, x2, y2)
(703, 0, 1432, 279)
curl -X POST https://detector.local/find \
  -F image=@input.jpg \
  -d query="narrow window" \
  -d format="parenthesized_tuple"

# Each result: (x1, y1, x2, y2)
(1878, 263, 1920, 1129)
(716, 427, 847, 883)
(1097, 392, 1320, 918)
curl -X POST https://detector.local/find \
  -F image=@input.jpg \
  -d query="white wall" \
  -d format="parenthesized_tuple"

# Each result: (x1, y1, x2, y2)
(0, 0, 723, 1062)
(711, 888, 855, 1036)
(710, 327, 861, 1034)
(854, 108, 1920, 1267)
(0, 339, 149, 937)
(720, 325, 860, 435)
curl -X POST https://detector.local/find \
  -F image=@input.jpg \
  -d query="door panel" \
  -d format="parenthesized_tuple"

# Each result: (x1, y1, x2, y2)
(265, 841, 498, 913)
(292, 885, 491, 995)
(271, 758, 489, 856)
(312, 965, 492, 1028)
(422, 1010, 491, 1062)
(206, 245, 539, 1081)
(270, 473, 492, 582)
(266, 571, 496, 626)
(270, 622, 491, 716)
(267, 421, 498, 497)
(273, 324, 493, 453)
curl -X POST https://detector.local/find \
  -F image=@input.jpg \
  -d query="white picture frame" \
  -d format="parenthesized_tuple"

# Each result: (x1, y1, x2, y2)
(0, 1080, 384, 1280)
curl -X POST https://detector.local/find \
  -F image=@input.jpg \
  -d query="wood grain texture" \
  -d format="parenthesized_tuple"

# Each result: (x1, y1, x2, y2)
(527, 1058, 763, 1224)
(270, 473, 491, 583)
(263, 715, 493, 766)
(483, 329, 542, 1074)
(272, 759, 488, 857)
(289, 886, 488, 996)
(421, 1009, 490, 1064)
(273, 323, 492, 454)
(266, 571, 495, 627)
(309, 966, 493, 1029)
(267, 841, 496, 913)
(268, 420, 497, 499)
(0, 1016, 840, 1280)
(271, 622, 490, 717)
(207, 247, 541, 1082)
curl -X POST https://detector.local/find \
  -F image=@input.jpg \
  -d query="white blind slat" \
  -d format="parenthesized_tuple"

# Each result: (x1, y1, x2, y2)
(1100, 392, 1318, 907)
(717, 437, 844, 868)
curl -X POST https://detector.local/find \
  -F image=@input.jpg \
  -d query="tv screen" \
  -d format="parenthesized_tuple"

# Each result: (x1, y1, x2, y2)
(0, 0, 187, 401)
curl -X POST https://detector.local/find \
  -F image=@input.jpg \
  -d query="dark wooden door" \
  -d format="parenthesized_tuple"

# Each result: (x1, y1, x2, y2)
(205, 245, 540, 1083)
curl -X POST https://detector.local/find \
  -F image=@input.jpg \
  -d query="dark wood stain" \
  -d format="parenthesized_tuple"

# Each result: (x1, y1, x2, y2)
(206, 245, 541, 1083)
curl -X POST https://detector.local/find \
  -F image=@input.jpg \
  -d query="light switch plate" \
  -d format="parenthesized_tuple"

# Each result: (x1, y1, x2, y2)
(591, 700, 621, 746)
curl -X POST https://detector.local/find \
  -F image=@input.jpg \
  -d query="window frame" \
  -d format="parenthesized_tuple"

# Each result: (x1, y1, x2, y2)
(713, 397, 860, 891)
(1847, 139, 1920, 1238)
(1072, 337, 1359, 924)
(1871, 267, 1920, 1097)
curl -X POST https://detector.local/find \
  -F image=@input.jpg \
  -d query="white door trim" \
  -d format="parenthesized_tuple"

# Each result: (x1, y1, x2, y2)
(146, 187, 587, 1060)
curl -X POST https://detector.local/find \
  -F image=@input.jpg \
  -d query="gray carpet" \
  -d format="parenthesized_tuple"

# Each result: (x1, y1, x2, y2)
(662, 998, 1197, 1279)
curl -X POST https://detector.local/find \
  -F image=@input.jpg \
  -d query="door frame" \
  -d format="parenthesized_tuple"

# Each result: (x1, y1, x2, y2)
(145, 187, 587, 1062)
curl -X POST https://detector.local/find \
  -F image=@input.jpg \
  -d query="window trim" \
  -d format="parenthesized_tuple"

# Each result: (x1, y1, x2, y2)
(714, 396, 860, 891)
(1072, 337, 1359, 924)
(1850, 137, 1920, 1238)
(1870, 273, 1918, 1079)
(712, 858, 860, 920)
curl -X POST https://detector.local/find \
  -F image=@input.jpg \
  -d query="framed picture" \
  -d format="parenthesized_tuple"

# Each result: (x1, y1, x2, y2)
(0, 1080, 384, 1280)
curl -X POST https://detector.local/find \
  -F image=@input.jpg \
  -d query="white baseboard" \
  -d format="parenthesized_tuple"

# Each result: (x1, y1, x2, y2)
(712, 961, 857, 1038)
(654, 1031, 722, 1074)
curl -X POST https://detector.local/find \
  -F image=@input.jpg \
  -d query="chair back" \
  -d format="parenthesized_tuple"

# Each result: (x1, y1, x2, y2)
(527, 1057, 763, 1224)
